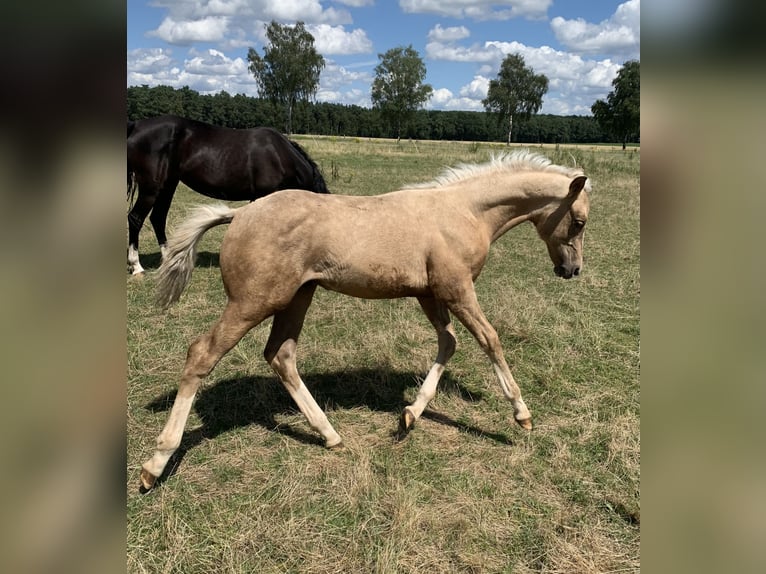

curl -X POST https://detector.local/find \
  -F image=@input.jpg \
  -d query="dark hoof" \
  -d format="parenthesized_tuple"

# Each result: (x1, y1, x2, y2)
(396, 408, 416, 440)
(139, 468, 157, 491)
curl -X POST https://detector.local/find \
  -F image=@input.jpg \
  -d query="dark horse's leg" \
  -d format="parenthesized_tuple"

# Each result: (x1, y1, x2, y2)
(148, 184, 178, 264)
(127, 185, 157, 275)
(127, 177, 179, 275)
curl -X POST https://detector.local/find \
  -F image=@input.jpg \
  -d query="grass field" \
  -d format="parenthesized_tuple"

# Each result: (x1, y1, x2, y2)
(127, 137, 640, 573)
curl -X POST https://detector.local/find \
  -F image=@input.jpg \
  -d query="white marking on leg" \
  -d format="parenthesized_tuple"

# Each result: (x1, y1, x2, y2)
(141, 393, 195, 480)
(160, 243, 168, 263)
(408, 363, 445, 420)
(492, 363, 530, 422)
(289, 378, 343, 447)
(128, 244, 144, 275)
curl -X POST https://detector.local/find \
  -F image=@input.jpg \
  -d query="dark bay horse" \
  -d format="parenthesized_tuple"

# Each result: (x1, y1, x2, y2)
(139, 150, 591, 490)
(127, 114, 328, 274)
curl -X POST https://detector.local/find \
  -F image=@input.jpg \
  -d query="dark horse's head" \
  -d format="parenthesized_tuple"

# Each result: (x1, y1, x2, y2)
(288, 140, 329, 194)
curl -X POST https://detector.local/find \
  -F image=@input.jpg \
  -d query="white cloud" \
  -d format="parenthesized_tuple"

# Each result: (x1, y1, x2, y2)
(127, 45, 257, 96)
(550, 0, 640, 58)
(429, 88, 454, 107)
(183, 49, 249, 76)
(427, 24, 470, 42)
(426, 82, 487, 111)
(130, 0, 637, 114)
(265, 1, 352, 25)
(425, 40, 503, 63)
(153, 0, 351, 23)
(400, 0, 552, 20)
(309, 24, 373, 55)
(316, 88, 370, 107)
(127, 48, 175, 74)
(146, 0, 352, 46)
(424, 36, 624, 114)
(459, 76, 489, 99)
(149, 16, 230, 45)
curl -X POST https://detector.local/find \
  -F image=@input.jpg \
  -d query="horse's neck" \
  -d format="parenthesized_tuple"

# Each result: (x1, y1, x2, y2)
(466, 172, 565, 242)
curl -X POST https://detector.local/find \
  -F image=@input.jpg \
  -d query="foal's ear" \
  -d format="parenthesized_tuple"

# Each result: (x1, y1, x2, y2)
(567, 175, 588, 198)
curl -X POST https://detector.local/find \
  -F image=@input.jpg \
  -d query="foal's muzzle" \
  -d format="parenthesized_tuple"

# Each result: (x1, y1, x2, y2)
(554, 265, 580, 279)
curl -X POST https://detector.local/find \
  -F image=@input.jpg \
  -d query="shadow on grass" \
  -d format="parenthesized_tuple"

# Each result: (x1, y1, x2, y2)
(141, 366, 505, 489)
(420, 409, 515, 445)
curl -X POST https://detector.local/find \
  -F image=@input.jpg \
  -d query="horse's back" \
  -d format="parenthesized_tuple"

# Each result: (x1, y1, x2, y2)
(127, 115, 187, 156)
(220, 189, 479, 299)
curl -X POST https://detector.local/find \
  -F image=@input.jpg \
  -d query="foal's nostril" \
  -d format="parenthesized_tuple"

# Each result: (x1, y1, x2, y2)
(573, 267, 580, 277)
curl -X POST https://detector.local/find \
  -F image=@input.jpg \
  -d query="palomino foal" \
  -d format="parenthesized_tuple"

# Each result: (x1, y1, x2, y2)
(140, 150, 590, 490)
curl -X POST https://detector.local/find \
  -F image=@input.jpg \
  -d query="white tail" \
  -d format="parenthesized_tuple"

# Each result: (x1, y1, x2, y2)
(155, 204, 238, 309)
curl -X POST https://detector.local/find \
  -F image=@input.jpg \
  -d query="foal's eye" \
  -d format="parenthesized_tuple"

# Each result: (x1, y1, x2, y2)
(572, 219, 586, 231)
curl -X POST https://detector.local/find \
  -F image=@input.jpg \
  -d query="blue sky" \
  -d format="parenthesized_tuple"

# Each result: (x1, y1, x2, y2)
(127, 1, 639, 116)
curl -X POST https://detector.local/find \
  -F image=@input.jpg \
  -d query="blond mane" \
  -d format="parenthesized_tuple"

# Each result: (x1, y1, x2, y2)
(403, 149, 585, 189)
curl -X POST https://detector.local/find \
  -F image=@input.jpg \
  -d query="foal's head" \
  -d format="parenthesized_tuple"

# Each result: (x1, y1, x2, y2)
(533, 175, 590, 279)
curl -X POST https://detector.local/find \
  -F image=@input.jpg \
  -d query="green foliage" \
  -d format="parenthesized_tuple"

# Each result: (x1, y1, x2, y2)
(482, 53, 548, 144)
(371, 45, 433, 139)
(127, 85, 628, 144)
(591, 60, 640, 149)
(247, 20, 325, 134)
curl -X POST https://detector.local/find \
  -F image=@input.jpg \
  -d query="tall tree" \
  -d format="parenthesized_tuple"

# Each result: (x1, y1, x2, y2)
(482, 53, 548, 145)
(371, 45, 433, 140)
(247, 20, 324, 134)
(591, 60, 640, 150)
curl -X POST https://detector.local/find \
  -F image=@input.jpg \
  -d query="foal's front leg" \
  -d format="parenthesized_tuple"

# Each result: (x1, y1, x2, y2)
(446, 287, 533, 430)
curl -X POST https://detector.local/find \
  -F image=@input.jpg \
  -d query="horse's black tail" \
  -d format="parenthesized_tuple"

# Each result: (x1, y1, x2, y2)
(288, 139, 329, 194)
(127, 120, 138, 210)
(127, 163, 138, 211)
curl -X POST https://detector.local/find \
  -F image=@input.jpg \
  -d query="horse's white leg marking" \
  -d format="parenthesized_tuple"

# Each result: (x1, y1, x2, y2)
(141, 305, 256, 488)
(141, 393, 194, 482)
(160, 243, 169, 263)
(446, 286, 533, 429)
(492, 361, 531, 425)
(264, 284, 343, 448)
(402, 298, 457, 429)
(128, 244, 144, 275)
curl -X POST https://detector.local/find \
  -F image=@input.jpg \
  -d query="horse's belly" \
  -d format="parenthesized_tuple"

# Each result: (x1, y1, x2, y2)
(315, 264, 429, 299)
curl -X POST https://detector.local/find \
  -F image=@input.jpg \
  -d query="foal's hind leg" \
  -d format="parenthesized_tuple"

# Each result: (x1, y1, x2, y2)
(446, 286, 532, 430)
(140, 303, 258, 490)
(399, 297, 457, 435)
(263, 283, 343, 448)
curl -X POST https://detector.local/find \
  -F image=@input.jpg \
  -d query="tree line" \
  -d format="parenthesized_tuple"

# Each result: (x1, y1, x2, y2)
(127, 84, 620, 145)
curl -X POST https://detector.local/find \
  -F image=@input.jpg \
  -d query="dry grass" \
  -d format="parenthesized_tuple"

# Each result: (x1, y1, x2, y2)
(127, 138, 639, 573)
